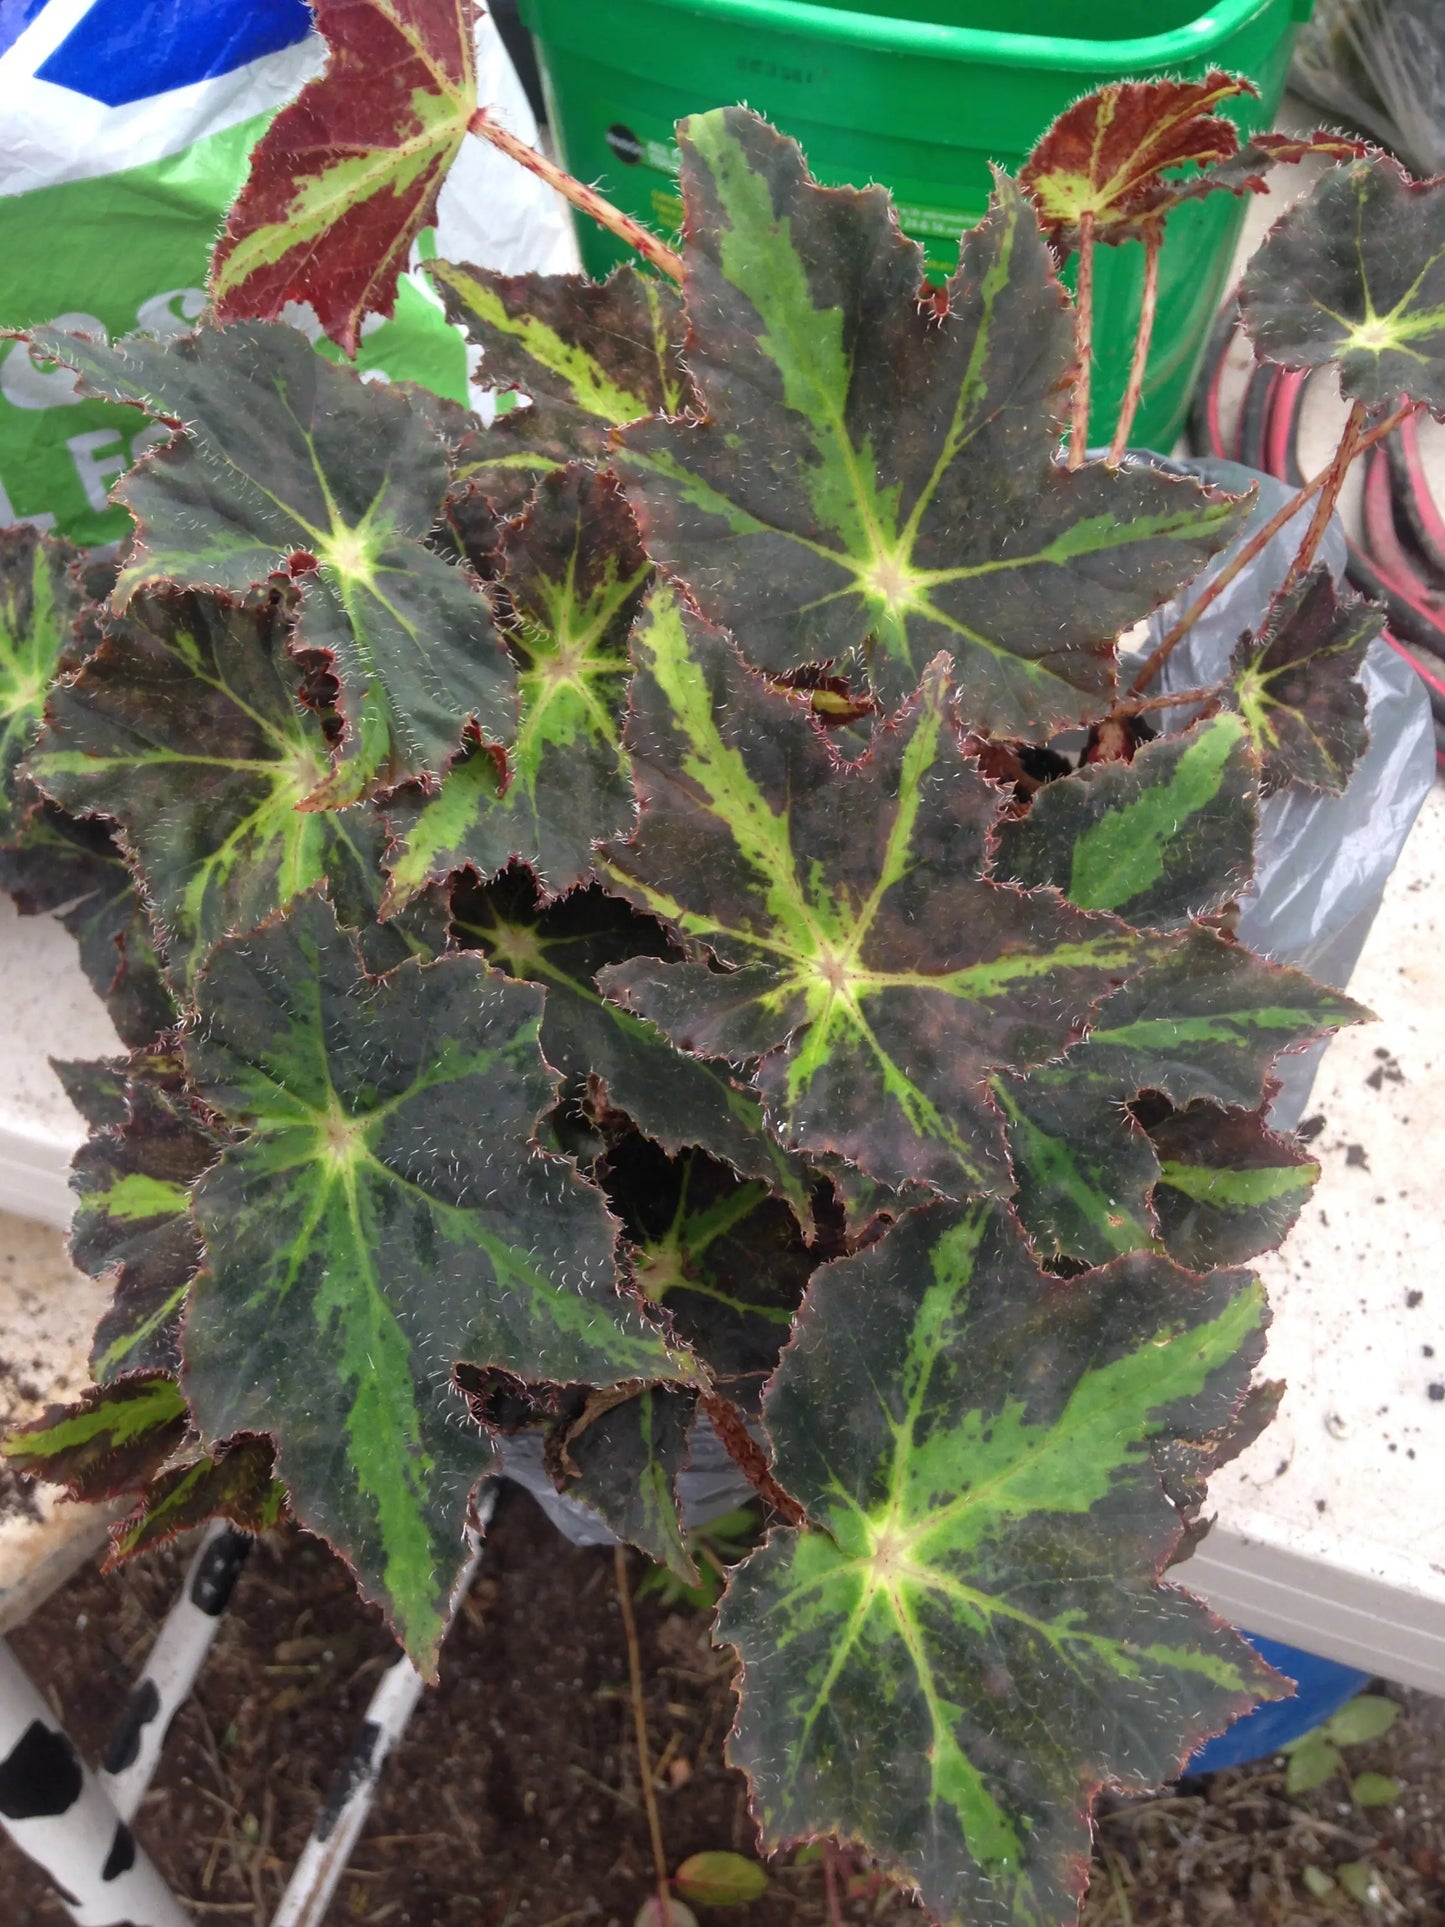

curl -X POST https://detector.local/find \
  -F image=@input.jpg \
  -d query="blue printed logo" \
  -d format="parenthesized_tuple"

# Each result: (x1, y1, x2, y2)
(34, 0, 313, 108)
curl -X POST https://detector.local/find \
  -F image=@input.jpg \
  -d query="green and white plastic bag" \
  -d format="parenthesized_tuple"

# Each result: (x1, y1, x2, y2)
(0, 0, 576, 541)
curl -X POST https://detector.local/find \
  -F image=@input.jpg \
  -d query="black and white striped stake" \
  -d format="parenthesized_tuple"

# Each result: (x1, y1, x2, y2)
(271, 1482, 498, 1927)
(0, 1636, 189, 1927)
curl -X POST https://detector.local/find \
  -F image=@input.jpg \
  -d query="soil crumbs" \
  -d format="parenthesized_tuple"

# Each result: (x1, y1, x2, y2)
(1, 1485, 1442, 1927)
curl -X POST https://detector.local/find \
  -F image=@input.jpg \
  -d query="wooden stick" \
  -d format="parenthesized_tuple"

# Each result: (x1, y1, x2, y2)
(1068, 213, 1096, 471)
(1108, 224, 1162, 467)
(615, 1545, 674, 1927)
(469, 110, 684, 282)
(1126, 401, 1414, 698)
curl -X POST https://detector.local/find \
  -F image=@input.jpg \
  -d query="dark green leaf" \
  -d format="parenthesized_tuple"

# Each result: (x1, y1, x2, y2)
(29, 587, 426, 991)
(1227, 569, 1378, 796)
(558, 1384, 698, 1581)
(32, 322, 512, 794)
(0, 804, 174, 1046)
(452, 873, 809, 1212)
(990, 713, 1257, 928)
(433, 265, 695, 513)
(600, 588, 1155, 1199)
(1241, 158, 1445, 412)
(606, 1137, 816, 1415)
(1149, 1100, 1318, 1270)
(56, 1048, 221, 1382)
(616, 109, 1245, 726)
(181, 892, 686, 1667)
(386, 466, 648, 902)
(0, 527, 85, 841)
(718, 1202, 1281, 1927)
(993, 1070, 1160, 1265)
(1, 1373, 188, 1500)
(108, 1435, 285, 1564)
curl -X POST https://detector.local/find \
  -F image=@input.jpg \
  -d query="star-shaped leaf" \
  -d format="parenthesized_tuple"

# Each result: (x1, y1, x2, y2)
(991, 712, 1258, 929)
(615, 108, 1245, 727)
(108, 1435, 285, 1564)
(997, 930, 1364, 1264)
(181, 892, 687, 1667)
(1226, 568, 1378, 796)
(0, 527, 87, 842)
(53, 1049, 221, 1383)
(1, 1374, 188, 1501)
(1241, 158, 1445, 412)
(1148, 1099, 1319, 1270)
(211, 0, 480, 355)
(452, 872, 809, 1211)
(29, 586, 431, 991)
(434, 265, 697, 514)
(385, 466, 649, 903)
(0, 805, 174, 1046)
(1020, 72, 1255, 250)
(718, 1202, 1282, 1927)
(599, 589, 1156, 1199)
(33, 323, 512, 794)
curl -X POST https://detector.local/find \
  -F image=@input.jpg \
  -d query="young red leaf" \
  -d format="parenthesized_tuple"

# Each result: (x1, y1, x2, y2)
(211, 0, 481, 355)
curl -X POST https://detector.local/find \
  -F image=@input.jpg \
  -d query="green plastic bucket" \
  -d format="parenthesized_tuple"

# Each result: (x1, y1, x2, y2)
(520, 0, 1313, 448)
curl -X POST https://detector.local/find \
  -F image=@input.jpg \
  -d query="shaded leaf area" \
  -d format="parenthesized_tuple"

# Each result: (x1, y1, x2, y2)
(0, 1373, 188, 1500)
(1241, 158, 1445, 412)
(604, 1134, 819, 1415)
(599, 589, 1154, 1199)
(1227, 568, 1378, 796)
(28, 586, 432, 993)
(1148, 1099, 1318, 1270)
(1020, 71, 1254, 249)
(616, 109, 1243, 727)
(556, 1384, 699, 1581)
(991, 712, 1257, 930)
(53, 1048, 222, 1383)
(386, 466, 649, 904)
(107, 1435, 286, 1566)
(719, 1202, 1280, 1927)
(32, 323, 511, 795)
(211, 0, 480, 355)
(0, 803, 174, 1047)
(997, 929, 1363, 1264)
(433, 264, 696, 515)
(0, 526, 86, 842)
(181, 893, 686, 1668)
(451, 871, 808, 1211)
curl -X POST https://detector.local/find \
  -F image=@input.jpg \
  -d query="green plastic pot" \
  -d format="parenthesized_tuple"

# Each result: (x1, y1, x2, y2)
(520, 0, 1313, 448)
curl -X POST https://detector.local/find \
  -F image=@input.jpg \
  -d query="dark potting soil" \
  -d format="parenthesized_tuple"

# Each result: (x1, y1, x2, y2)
(0, 1483, 1442, 1926)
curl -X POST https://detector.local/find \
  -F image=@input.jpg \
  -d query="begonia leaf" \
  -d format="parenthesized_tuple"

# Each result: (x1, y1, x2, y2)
(180, 892, 687, 1667)
(432, 264, 696, 513)
(1227, 568, 1377, 796)
(31, 323, 511, 794)
(1241, 159, 1445, 412)
(1020, 72, 1254, 250)
(0, 526, 85, 842)
(557, 1384, 698, 1580)
(0, 805, 174, 1046)
(386, 466, 648, 903)
(615, 109, 1244, 726)
(108, 1435, 286, 1564)
(599, 589, 1156, 1199)
(607, 1136, 816, 1415)
(1, 1373, 188, 1501)
(718, 1202, 1281, 1927)
(998, 931, 1362, 1263)
(29, 587, 428, 991)
(990, 713, 1257, 929)
(54, 1049, 221, 1383)
(452, 874, 809, 1210)
(1149, 1100, 1318, 1270)
(210, 0, 480, 356)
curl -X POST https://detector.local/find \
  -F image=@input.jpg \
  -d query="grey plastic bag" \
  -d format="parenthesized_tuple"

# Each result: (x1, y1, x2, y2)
(1293, 0, 1445, 179)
